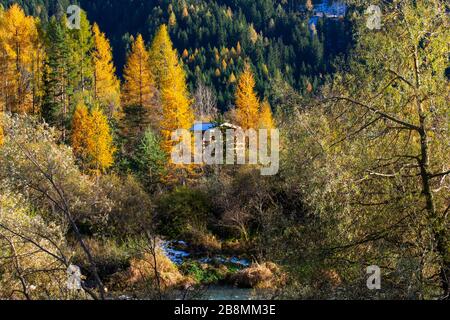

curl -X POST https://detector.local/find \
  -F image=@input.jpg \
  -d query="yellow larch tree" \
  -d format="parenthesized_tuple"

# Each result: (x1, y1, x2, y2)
(0, 4, 39, 113)
(71, 102, 115, 173)
(71, 102, 92, 162)
(122, 34, 154, 109)
(149, 25, 194, 153)
(89, 107, 115, 173)
(259, 100, 275, 129)
(235, 63, 260, 129)
(92, 23, 120, 119)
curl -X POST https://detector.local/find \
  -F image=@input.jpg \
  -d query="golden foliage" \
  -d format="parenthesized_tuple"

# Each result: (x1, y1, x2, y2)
(0, 4, 40, 113)
(71, 103, 115, 173)
(122, 34, 154, 109)
(149, 25, 194, 153)
(92, 23, 121, 118)
(235, 63, 260, 129)
(259, 100, 275, 129)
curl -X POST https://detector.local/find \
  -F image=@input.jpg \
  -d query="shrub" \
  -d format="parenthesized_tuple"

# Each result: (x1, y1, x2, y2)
(98, 174, 153, 238)
(155, 187, 212, 239)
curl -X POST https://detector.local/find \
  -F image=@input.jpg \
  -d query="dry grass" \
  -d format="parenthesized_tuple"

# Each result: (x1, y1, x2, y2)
(229, 262, 286, 289)
(184, 228, 222, 253)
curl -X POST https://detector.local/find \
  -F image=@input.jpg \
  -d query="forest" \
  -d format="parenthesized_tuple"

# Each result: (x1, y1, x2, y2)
(0, 0, 449, 301)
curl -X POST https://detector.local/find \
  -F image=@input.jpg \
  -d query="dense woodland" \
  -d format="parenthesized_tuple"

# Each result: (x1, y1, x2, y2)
(0, 0, 449, 300)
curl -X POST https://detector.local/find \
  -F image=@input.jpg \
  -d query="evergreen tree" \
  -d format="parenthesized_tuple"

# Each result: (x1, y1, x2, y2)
(41, 16, 73, 141)
(135, 128, 167, 191)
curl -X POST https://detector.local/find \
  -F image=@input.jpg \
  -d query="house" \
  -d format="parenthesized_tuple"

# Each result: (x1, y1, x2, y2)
(190, 122, 241, 133)
(190, 121, 244, 157)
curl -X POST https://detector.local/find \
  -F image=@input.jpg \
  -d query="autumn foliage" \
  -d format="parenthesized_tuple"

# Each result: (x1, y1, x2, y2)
(149, 25, 194, 153)
(122, 34, 154, 109)
(71, 102, 115, 173)
(0, 4, 40, 113)
(93, 23, 121, 118)
(235, 63, 260, 129)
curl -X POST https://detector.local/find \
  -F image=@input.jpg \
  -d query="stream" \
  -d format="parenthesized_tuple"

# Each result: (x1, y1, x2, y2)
(162, 240, 256, 300)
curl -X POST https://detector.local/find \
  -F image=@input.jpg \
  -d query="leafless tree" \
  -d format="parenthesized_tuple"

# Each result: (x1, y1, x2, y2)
(193, 82, 218, 122)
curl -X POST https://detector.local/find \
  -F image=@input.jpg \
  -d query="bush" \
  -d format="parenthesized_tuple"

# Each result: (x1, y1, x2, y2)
(155, 187, 212, 239)
(98, 174, 153, 238)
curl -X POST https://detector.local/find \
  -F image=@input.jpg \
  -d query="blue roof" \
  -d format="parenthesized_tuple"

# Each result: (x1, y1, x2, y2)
(190, 122, 217, 132)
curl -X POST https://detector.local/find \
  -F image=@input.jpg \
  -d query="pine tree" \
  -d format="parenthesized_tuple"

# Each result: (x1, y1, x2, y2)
(41, 16, 74, 141)
(235, 63, 260, 129)
(148, 24, 174, 88)
(122, 34, 154, 109)
(236, 41, 242, 55)
(92, 23, 120, 118)
(135, 128, 167, 190)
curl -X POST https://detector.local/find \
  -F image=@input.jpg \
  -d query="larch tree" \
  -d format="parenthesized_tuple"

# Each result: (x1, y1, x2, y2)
(71, 102, 115, 173)
(121, 34, 155, 153)
(71, 101, 92, 163)
(67, 10, 94, 100)
(259, 100, 275, 129)
(235, 63, 260, 129)
(89, 107, 115, 173)
(0, 4, 39, 113)
(149, 24, 193, 153)
(92, 23, 120, 119)
(122, 34, 154, 109)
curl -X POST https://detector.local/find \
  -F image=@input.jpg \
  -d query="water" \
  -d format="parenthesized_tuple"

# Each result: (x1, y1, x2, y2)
(162, 240, 250, 268)
(162, 240, 255, 300)
(199, 286, 255, 300)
